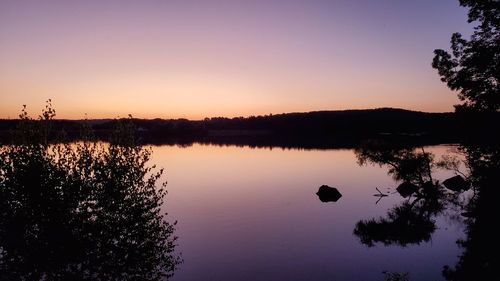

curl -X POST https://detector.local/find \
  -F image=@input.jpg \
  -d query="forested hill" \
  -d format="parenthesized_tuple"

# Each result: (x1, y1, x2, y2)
(1, 108, 499, 147)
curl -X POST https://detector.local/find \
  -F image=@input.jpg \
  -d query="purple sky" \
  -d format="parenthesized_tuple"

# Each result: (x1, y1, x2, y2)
(0, 0, 472, 119)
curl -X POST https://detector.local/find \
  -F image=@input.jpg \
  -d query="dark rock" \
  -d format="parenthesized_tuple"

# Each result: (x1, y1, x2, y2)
(443, 175, 469, 192)
(422, 181, 439, 197)
(316, 185, 342, 202)
(396, 182, 418, 198)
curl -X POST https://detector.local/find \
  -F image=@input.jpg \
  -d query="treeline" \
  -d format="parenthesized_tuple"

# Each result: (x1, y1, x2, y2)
(1, 108, 499, 148)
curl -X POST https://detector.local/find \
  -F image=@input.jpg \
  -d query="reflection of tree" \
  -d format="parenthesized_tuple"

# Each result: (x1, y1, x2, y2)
(354, 200, 438, 247)
(0, 103, 181, 280)
(355, 141, 500, 280)
(353, 142, 446, 247)
(442, 145, 499, 281)
(356, 142, 435, 187)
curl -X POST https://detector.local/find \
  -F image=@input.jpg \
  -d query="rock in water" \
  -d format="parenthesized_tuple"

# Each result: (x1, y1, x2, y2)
(396, 182, 418, 198)
(443, 175, 469, 192)
(422, 181, 439, 197)
(316, 185, 342, 202)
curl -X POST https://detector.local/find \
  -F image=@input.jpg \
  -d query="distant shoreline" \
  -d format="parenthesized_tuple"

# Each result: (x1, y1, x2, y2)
(1, 108, 499, 148)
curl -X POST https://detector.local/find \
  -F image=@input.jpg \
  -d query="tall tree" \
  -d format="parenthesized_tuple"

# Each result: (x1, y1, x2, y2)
(432, 0, 499, 111)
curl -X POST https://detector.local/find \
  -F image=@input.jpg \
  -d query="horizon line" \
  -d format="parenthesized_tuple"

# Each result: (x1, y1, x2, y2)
(0, 107, 457, 121)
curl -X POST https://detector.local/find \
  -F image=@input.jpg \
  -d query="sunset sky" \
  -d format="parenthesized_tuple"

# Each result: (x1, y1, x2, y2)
(0, 0, 471, 119)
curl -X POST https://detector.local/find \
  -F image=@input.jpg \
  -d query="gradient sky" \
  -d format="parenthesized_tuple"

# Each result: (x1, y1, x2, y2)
(0, 0, 472, 119)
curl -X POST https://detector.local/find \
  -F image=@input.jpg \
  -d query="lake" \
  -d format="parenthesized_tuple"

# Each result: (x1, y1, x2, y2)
(152, 144, 467, 281)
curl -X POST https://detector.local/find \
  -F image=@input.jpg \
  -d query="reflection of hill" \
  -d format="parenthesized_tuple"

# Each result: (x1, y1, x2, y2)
(1, 108, 499, 148)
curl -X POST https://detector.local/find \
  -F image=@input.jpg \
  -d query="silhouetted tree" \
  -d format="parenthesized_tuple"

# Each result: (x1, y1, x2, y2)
(432, 0, 499, 111)
(0, 102, 181, 280)
(442, 145, 500, 281)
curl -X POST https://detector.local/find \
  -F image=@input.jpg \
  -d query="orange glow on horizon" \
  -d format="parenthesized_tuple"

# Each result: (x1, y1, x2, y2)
(0, 1, 469, 120)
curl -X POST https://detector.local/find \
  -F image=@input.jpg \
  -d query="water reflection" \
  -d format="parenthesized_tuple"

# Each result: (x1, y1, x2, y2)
(0, 116, 181, 280)
(2, 111, 496, 281)
(442, 145, 499, 281)
(353, 143, 448, 247)
(353, 142, 499, 280)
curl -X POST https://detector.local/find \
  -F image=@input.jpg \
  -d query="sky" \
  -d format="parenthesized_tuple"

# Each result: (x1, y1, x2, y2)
(0, 0, 472, 119)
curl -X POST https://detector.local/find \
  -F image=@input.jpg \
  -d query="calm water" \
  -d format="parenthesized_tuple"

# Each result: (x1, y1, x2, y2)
(152, 144, 466, 281)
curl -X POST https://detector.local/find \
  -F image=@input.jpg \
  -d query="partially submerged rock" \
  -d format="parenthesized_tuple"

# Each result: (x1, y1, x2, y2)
(422, 181, 439, 197)
(316, 185, 342, 202)
(443, 175, 469, 192)
(396, 182, 418, 198)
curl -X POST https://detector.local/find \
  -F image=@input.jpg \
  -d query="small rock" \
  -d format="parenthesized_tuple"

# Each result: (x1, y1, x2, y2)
(316, 185, 342, 202)
(396, 182, 418, 198)
(443, 175, 469, 192)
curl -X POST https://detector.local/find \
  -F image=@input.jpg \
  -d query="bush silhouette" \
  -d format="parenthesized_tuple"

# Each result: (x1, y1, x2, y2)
(0, 102, 181, 280)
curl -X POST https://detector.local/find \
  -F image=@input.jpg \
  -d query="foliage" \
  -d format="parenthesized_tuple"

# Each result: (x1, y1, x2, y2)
(442, 145, 500, 281)
(355, 141, 500, 279)
(432, 0, 499, 111)
(0, 102, 181, 280)
(355, 142, 435, 186)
